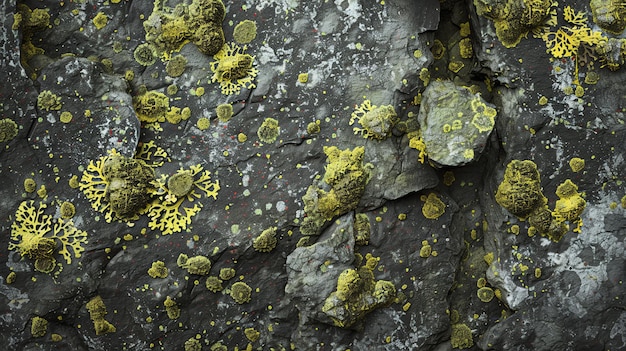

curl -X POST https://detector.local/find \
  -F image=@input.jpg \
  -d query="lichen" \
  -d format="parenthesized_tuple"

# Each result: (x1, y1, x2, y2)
(197, 117, 211, 130)
(322, 253, 396, 328)
(244, 327, 260, 342)
(86, 296, 116, 335)
(257, 118, 280, 143)
(590, 0, 626, 34)
(234, 20, 257, 44)
(9, 201, 87, 273)
(219, 267, 236, 280)
(37, 90, 62, 111)
(164, 296, 180, 319)
(353, 213, 371, 245)
(477, 286, 495, 302)
(216, 103, 233, 122)
(350, 100, 398, 140)
(420, 240, 433, 258)
(253, 226, 278, 252)
(92, 12, 108, 30)
(166, 55, 188, 77)
(421, 193, 446, 219)
(300, 146, 371, 235)
(24, 178, 36, 193)
(569, 157, 585, 172)
(205, 276, 223, 292)
(59, 201, 75, 219)
(134, 91, 170, 123)
(553, 179, 586, 233)
(31, 316, 47, 337)
(230, 281, 252, 304)
(210, 43, 259, 95)
(451, 323, 474, 349)
(148, 164, 220, 235)
(495, 160, 546, 219)
(177, 254, 211, 275)
(148, 260, 169, 278)
(470, 98, 497, 133)
(80, 150, 155, 222)
(184, 337, 202, 351)
(133, 43, 158, 66)
(0, 118, 18, 142)
(408, 133, 428, 164)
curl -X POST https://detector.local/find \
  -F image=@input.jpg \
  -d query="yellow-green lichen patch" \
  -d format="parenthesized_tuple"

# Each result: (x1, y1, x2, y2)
(166, 55, 188, 77)
(230, 281, 252, 304)
(177, 253, 211, 275)
(24, 178, 37, 193)
(31, 316, 48, 337)
(0, 118, 18, 142)
(470, 98, 497, 133)
(300, 146, 371, 236)
(7, 271, 16, 284)
(184, 337, 202, 351)
(298, 72, 309, 84)
(495, 160, 546, 219)
(216, 103, 233, 122)
(590, 0, 626, 34)
(451, 323, 474, 349)
(354, 213, 371, 245)
(553, 179, 586, 232)
(322, 253, 396, 328)
(569, 157, 585, 172)
(148, 164, 220, 235)
(421, 193, 446, 219)
(419, 240, 433, 258)
(59, 201, 75, 219)
(408, 133, 427, 164)
(233, 20, 257, 44)
(86, 296, 116, 335)
(219, 267, 236, 280)
(459, 38, 473, 59)
(167, 170, 194, 197)
(253, 226, 278, 252)
(205, 276, 223, 292)
(9, 201, 87, 273)
(164, 296, 180, 319)
(350, 100, 398, 140)
(148, 260, 169, 278)
(92, 12, 108, 30)
(134, 90, 170, 123)
(474, 0, 555, 48)
(196, 117, 211, 130)
(307, 120, 321, 134)
(244, 327, 260, 342)
(37, 90, 62, 111)
(622, 195, 626, 209)
(210, 43, 259, 95)
(80, 150, 155, 222)
(477, 286, 495, 302)
(133, 43, 158, 66)
(257, 117, 280, 143)
(59, 111, 73, 123)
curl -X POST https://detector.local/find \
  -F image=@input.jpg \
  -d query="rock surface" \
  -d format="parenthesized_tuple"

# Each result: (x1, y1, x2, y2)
(0, 0, 625, 350)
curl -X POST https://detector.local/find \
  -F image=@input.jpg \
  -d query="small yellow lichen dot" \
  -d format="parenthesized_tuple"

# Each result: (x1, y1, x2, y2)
(534, 267, 542, 278)
(237, 133, 247, 143)
(197, 117, 211, 131)
(59, 111, 73, 123)
(68, 175, 79, 189)
(397, 213, 407, 221)
(24, 178, 37, 193)
(195, 87, 205, 97)
(37, 185, 47, 198)
(569, 157, 585, 172)
(92, 12, 108, 30)
(7, 271, 16, 284)
(298, 73, 309, 83)
(538, 96, 548, 105)
(575, 85, 584, 97)
(60, 201, 76, 219)
(216, 103, 234, 122)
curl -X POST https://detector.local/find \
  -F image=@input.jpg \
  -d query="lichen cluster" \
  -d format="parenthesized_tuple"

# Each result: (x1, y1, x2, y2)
(177, 253, 212, 275)
(143, 0, 226, 59)
(349, 100, 398, 140)
(86, 296, 116, 335)
(253, 226, 278, 252)
(300, 146, 372, 236)
(321, 253, 396, 328)
(496, 160, 587, 241)
(210, 42, 259, 95)
(80, 147, 220, 235)
(0, 118, 19, 143)
(9, 201, 88, 274)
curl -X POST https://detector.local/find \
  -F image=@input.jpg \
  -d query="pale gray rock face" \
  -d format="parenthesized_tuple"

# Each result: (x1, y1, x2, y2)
(1, 0, 626, 350)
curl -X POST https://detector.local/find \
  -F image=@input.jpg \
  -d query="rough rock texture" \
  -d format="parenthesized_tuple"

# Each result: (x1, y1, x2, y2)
(1, 0, 625, 350)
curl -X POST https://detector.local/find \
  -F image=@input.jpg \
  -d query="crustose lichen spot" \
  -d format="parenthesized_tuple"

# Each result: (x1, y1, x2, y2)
(216, 103, 233, 122)
(210, 42, 259, 95)
(257, 117, 280, 143)
(0, 118, 19, 142)
(421, 193, 446, 219)
(253, 226, 278, 252)
(230, 281, 252, 304)
(233, 20, 257, 44)
(350, 100, 398, 140)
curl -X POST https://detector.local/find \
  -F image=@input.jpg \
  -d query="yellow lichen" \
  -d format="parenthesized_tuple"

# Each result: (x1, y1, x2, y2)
(350, 100, 398, 140)
(0, 118, 18, 143)
(451, 323, 474, 349)
(148, 260, 169, 278)
(233, 20, 257, 44)
(257, 118, 280, 143)
(298, 72, 309, 83)
(495, 160, 546, 219)
(31, 316, 47, 337)
(408, 134, 427, 164)
(86, 296, 116, 335)
(470, 98, 497, 133)
(148, 164, 220, 235)
(59, 201, 76, 219)
(553, 179, 586, 233)
(24, 178, 36, 193)
(164, 296, 180, 319)
(197, 117, 211, 130)
(92, 12, 108, 30)
(205, 276, 223, 292)
(477, 286, 495, 302)
(422, 193, 446, 219)
(253, 226, 278, 252)
(216, 103, 234, 122)
(37, 90, 62, 111)
(230, 281, 252, 304)
(9, 201, 87, 272)
(210, 43, 259, 95)
(134, 91, 170, 123)
(219, 267, 236, 280)
(177, 254, 211, 275)
(244, 327, 260, 342)
(569, 157, 585, 172)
